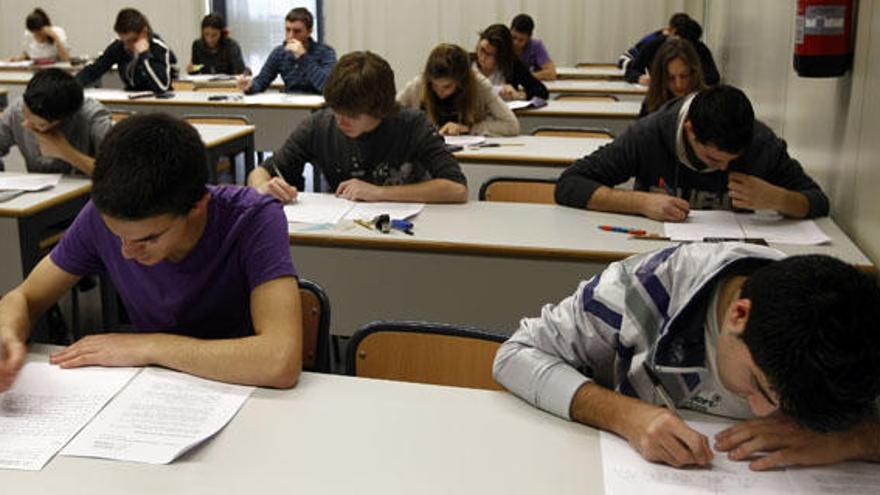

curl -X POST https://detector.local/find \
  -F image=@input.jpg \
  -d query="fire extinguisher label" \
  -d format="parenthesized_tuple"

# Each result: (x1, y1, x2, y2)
(795, 15, 805, 44)
(805, 5, 846, 35)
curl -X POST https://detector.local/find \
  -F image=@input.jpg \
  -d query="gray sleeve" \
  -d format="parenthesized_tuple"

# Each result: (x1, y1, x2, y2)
(0, 105, 21, 171)
(260, 113, 318, 190)
(87, 101, 113, 153)
(493, 277, 621, 420)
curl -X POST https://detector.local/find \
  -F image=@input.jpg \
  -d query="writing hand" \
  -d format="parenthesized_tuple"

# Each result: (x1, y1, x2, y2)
(257, 176, 298, 203)
(623, 404, 714, 468)
(438, 122, 470, 136)
(641, 193, 690, 221)
(0, 337, 27, 392)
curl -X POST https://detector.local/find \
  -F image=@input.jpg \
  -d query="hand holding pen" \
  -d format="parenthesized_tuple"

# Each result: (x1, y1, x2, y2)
(257, 162, 298, 203)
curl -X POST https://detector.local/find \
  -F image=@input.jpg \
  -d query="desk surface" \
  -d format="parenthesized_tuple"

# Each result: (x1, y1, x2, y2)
(556, 65, 625, 79)
(191, 123, 255, 148)
(0, 72, 33, 84)
(6, 347, 602, 494)
(289, 201, 874, 270)
(0, 175, 91, 218)
(84, 88, 326, 110)
(453, 135, 607, 165)
(544, 79, 647, 95)
(0, 61, 76, 72)
(518, 99, 641, 119)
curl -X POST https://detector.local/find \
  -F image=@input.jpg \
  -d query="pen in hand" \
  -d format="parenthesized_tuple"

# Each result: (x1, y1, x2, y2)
(642, 361, 679, 416)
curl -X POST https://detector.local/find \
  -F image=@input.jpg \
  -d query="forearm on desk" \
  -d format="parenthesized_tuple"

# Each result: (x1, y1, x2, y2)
(377, 179, 467, 203)
(570, 381, 651, 439)
(587, 186, 651, 216)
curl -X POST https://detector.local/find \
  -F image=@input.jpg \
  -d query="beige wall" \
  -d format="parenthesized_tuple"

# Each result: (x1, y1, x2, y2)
(706, 0, 880, 267)
(324, 0, 703, 88)
(0, 0, 203, 62)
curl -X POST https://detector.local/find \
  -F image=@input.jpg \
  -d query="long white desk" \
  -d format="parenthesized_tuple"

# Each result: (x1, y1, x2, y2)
(452, 135, 609, 197)
(544, 79, 646, 101)
(7, 346, 602, 494)
(85, 89, 325, 151)
(0, 71, 32, 104)
(289, 201, 874, 338)
(192, 123, 256, 183)
(556, 65, 624, 80)
(516, 99, 641, 135)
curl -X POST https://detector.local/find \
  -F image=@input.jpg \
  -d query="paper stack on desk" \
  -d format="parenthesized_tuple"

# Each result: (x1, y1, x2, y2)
(283, 192, 424, 225)
(664, 211, 830, 245)
(0, 172, 62, 192)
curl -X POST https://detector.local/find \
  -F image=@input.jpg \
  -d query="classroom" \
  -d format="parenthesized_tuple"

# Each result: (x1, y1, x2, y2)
(1, 0, 879, 493)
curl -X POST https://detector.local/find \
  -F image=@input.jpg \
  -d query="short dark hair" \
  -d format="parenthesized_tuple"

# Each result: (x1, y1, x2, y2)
(201, 12, 226, 35)
(672, 17, 703, 42)
(114, 8, 150, 35)
(511, 14, 535, 36)
(26, 8, 51, 31)
(323, 51, 397, 119)
(24, 68, 84, 121)
(687, 85, 755, 154)
(668, 12, 690, 28)
(286, 7, 314, 29)
(741, 255, 880, 432)
(92, 114, 207, 220)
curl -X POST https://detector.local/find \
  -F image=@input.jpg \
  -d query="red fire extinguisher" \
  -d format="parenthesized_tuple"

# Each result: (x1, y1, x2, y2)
(794, 0, 854, 77)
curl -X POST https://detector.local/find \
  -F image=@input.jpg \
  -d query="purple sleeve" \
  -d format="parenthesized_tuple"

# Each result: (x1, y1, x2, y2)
(50, 201, 106, 276)
(239, 199, 297, 290)
(531, 39, 552, 67)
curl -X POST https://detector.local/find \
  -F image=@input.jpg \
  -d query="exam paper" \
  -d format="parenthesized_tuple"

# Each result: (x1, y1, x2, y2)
(444, 135, 486, 147)
(343, 201, 424, 221)
(284, 192, 352, 224)
(243, 93, 325, 106)
(601, 418, 791, 495)
(0, 172, 62, 192)
(0, 362, 138, 471)
(62, 367, 253, 464)
(664, 211, 830, 245)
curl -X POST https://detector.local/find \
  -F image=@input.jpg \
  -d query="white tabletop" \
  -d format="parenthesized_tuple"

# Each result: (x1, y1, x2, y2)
(556, 65, 625, 79)
(84, 88, 325, 109)
(518, 99, 642, 119)
(190, 123, 255, 148)
(5, 347, 602, 494)
(0, 61, 75, 72)
(544, 79, 647, 95)
(0, 72, 34, 84)
(453, 135, 608, 165)
(290, 200, 874, 270)
(0, 174, 91, 217)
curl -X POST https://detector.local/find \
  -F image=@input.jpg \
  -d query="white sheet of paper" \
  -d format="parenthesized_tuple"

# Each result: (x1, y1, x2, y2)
(506, 100, 534, 111)
(736, 214, 830, 245)
(0, 60, 33, 68)
(664, 210, 745, 241)
(601, 418, 791, 495)
(61, 367, 253, 464)
(344, 202, 425, 221)
(786, 461, 880, 494)
(0, 172, 62, 192)
(283, 192, 353, 224)
(0, 362, 138, 471)
(84, 88, 131, 100)
(243, 93, 325, 105)
(444, 135, 486, 147)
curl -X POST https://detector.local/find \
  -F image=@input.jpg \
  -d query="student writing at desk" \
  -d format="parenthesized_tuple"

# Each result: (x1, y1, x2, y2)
(0, 114, 302, 391)
(0, 68, 111, 175)
(249, 51, 468, 204)
(9, 8, 70, 64)
(397, 43, 519, 137)
(75, 9, 177, 93)
(473, 24, 548, 102)
(494, 243, 880, 470)
(555, 85, 829, 221)
(237, 7, 336, 95)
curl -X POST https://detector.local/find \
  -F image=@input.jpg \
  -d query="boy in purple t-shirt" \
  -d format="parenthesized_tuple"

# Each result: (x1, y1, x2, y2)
(0, 114, 302, 392)
(510, 13, 556, 80)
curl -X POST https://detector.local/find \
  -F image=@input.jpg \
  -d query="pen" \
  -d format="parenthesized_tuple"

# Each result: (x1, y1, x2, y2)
(630, 233, 671, 241)
(599, 225, 646, 235)
(478, 142, 525, 148)
(270, 161, 284, 179)
(642, 362, 679, 416)
(353, 219, 373, 231)
(658, 176, 675, 196)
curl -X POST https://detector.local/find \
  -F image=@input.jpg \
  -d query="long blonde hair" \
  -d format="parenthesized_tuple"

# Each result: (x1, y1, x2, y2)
(421, 44, 477, 127)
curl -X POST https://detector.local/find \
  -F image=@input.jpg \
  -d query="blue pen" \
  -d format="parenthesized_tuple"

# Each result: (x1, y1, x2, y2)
(391, 219, 414, 235)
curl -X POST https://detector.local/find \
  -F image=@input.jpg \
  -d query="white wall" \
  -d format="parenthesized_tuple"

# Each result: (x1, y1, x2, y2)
(323, 0, 703, 88)
(0, 0, 203, 62)
(705, 0, 880, 267)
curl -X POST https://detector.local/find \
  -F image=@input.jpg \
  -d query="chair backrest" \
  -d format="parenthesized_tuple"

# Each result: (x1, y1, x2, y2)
(554, 93, 619, 103)
(299, 278, 331, 373)
(172, 80, 195, 91)
(346, 321, 507, 390)
(575, 62, 619, 69)
(182, 114, 252, 126)
(530, 126, 614, 139)
(110, 109, 134, 122)
(479, 177, 557, 204)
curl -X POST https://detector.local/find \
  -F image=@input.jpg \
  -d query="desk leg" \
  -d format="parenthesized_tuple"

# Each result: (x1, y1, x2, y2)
(206, 149, 219, 183)
(244, 134, 255, 185)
